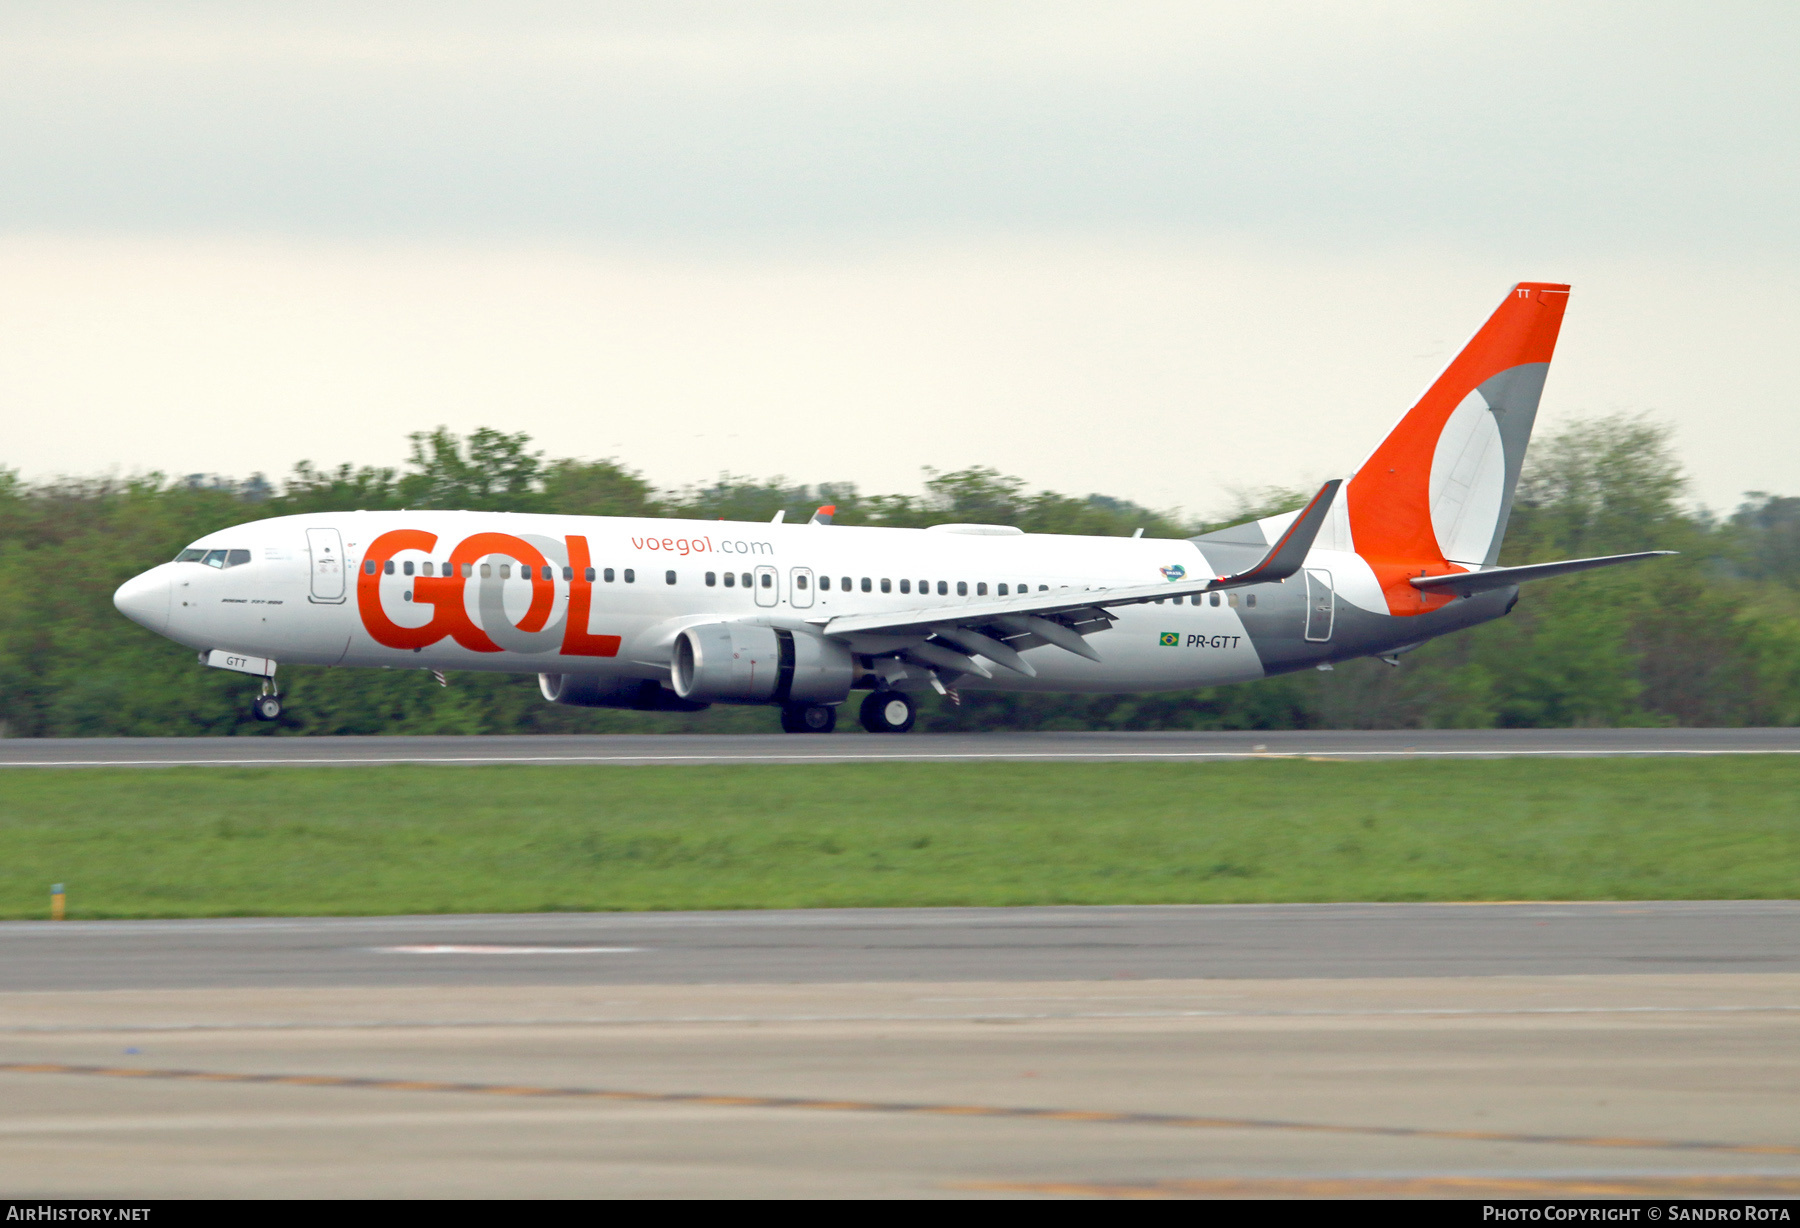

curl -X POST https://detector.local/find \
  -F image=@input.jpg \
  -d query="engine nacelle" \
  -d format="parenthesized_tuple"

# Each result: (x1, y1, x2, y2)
(786, 626, 856, 704)
(671, 622, 854, 705)
(538, 673, 710, 712)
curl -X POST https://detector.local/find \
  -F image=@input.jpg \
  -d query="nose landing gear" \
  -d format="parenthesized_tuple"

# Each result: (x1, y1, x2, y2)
(250, 679, 283, 722)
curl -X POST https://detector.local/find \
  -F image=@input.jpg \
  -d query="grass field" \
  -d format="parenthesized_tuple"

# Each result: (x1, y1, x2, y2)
(0, 758, 1795, 918)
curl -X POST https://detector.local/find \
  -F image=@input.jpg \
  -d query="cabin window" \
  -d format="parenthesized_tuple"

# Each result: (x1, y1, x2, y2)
(480, 563, 492, 578)
(880, 578, 891, 593)
(741, 573, 752, 587)
(1246, 593, 1257, 607)
(1228, 592, 1239, 607)
(977, 582, 987, 596)
(604, 568, 615, 583)
(861, 577, 872, 592)
(666, 570, 677, 585)
(402, 561, 414, 576)
(842, 577, 852, 591)
(584, 567, 595, 582)
(624, 569, 635, 583)
(796, 574, 809, 589)
(1209, 591, 1220, 606)
(705, 572, 717, 586)
(997, 583, 1008, 596)
(923, 580, 933, 595)
(1039, 585, 1048, 592)
(724, 572, 735, 587)
(421, 563, 434, 577)
(956, 581, 967, 596)
(818, 575, 829, 591)
(899, 579, 911, 594)
(363, 560, 376, 574)
(383, 560, 395, 575)
(499, 564, 512, 579)
(759, 572, 772, 588)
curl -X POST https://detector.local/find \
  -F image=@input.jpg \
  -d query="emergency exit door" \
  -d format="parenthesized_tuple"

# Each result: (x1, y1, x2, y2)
(789, 567, 815, 608)
(753, 564, 779, 607)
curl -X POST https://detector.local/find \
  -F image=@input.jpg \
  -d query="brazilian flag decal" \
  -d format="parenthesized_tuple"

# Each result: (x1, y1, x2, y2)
(1159, 632, 1180, 647)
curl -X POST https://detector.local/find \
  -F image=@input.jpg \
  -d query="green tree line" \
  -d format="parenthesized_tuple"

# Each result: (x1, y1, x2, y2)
(2, 418, 1796, 737)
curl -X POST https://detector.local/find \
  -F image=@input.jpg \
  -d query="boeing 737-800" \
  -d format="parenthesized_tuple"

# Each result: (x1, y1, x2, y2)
(114, 282, 1670, 733)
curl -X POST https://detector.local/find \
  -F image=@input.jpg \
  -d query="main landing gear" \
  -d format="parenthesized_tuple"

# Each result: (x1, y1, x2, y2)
(859, 690, 916, 734)
(250, 679, 283, 722)
(780, 702, 837, 734)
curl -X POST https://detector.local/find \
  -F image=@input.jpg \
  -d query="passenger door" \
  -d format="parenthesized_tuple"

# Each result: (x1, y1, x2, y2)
(789, 567, 815, 609)
(754, 564, 779, 607)
(1304, 568, 1335, 641)
(306, 528, 347, 604)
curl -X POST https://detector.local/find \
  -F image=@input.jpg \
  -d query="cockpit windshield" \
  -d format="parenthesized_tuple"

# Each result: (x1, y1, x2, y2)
(175, 547, 252, 568)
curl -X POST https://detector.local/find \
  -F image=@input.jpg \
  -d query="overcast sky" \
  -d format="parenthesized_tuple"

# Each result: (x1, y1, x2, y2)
(2, 2, 1795, 515)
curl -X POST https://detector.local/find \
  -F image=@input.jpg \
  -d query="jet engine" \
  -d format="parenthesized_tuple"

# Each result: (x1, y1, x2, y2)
(538, 673, 710, 712)
(671, 622, 854, 705)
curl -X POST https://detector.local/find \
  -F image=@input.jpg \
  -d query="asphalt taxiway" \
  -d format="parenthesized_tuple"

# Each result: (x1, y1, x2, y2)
(5, 902, 1799, 992)
(2, 903, 1796, 1197)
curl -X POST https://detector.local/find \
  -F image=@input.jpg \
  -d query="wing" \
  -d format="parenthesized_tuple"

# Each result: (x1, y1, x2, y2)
(813, 480, 1341, 681)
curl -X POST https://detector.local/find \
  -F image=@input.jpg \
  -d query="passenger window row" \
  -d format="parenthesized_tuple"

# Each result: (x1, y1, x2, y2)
(695, 572, 1056, 595)
(684, 573, 1260, 606)
(1152, 591, 1256, 607)
(353, 556, 1257, 607)
(362, 559, 643, 584)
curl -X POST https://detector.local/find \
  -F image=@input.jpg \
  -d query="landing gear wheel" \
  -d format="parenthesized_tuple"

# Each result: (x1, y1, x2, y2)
(251, 694, 283, 722)
(780, 702, 837, 734)
(859, 690, 916, 734)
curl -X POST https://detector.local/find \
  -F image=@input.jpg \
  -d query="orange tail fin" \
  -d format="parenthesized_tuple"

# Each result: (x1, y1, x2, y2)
(1347, 282, 1570, 614)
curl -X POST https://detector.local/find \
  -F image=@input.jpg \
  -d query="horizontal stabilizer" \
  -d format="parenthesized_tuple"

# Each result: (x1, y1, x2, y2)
(1409, 551, 1676, 597)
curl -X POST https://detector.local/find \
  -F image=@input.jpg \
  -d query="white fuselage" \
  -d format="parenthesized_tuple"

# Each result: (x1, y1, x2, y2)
(113, 511, 1390, 694)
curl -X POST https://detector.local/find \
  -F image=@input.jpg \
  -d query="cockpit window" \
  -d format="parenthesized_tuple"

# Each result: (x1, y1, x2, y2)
(176, 546, 253, 568)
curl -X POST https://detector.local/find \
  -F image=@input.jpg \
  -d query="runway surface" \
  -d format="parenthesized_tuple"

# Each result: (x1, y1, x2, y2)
(6, 902, 1799, 992)
(4, 727, 1800, 767)
(4, 903, 1797, 1196)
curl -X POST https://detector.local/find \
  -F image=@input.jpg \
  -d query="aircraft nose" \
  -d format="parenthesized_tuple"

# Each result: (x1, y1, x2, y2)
(113, 567, 172, 635)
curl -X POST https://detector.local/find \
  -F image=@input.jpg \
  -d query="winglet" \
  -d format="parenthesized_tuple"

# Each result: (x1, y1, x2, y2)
(809, 505, 836, 525)
(1212, 480, 1341, 587)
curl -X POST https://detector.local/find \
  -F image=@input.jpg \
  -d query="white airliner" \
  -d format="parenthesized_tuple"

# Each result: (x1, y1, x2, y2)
(115, 282, 1669, 733)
